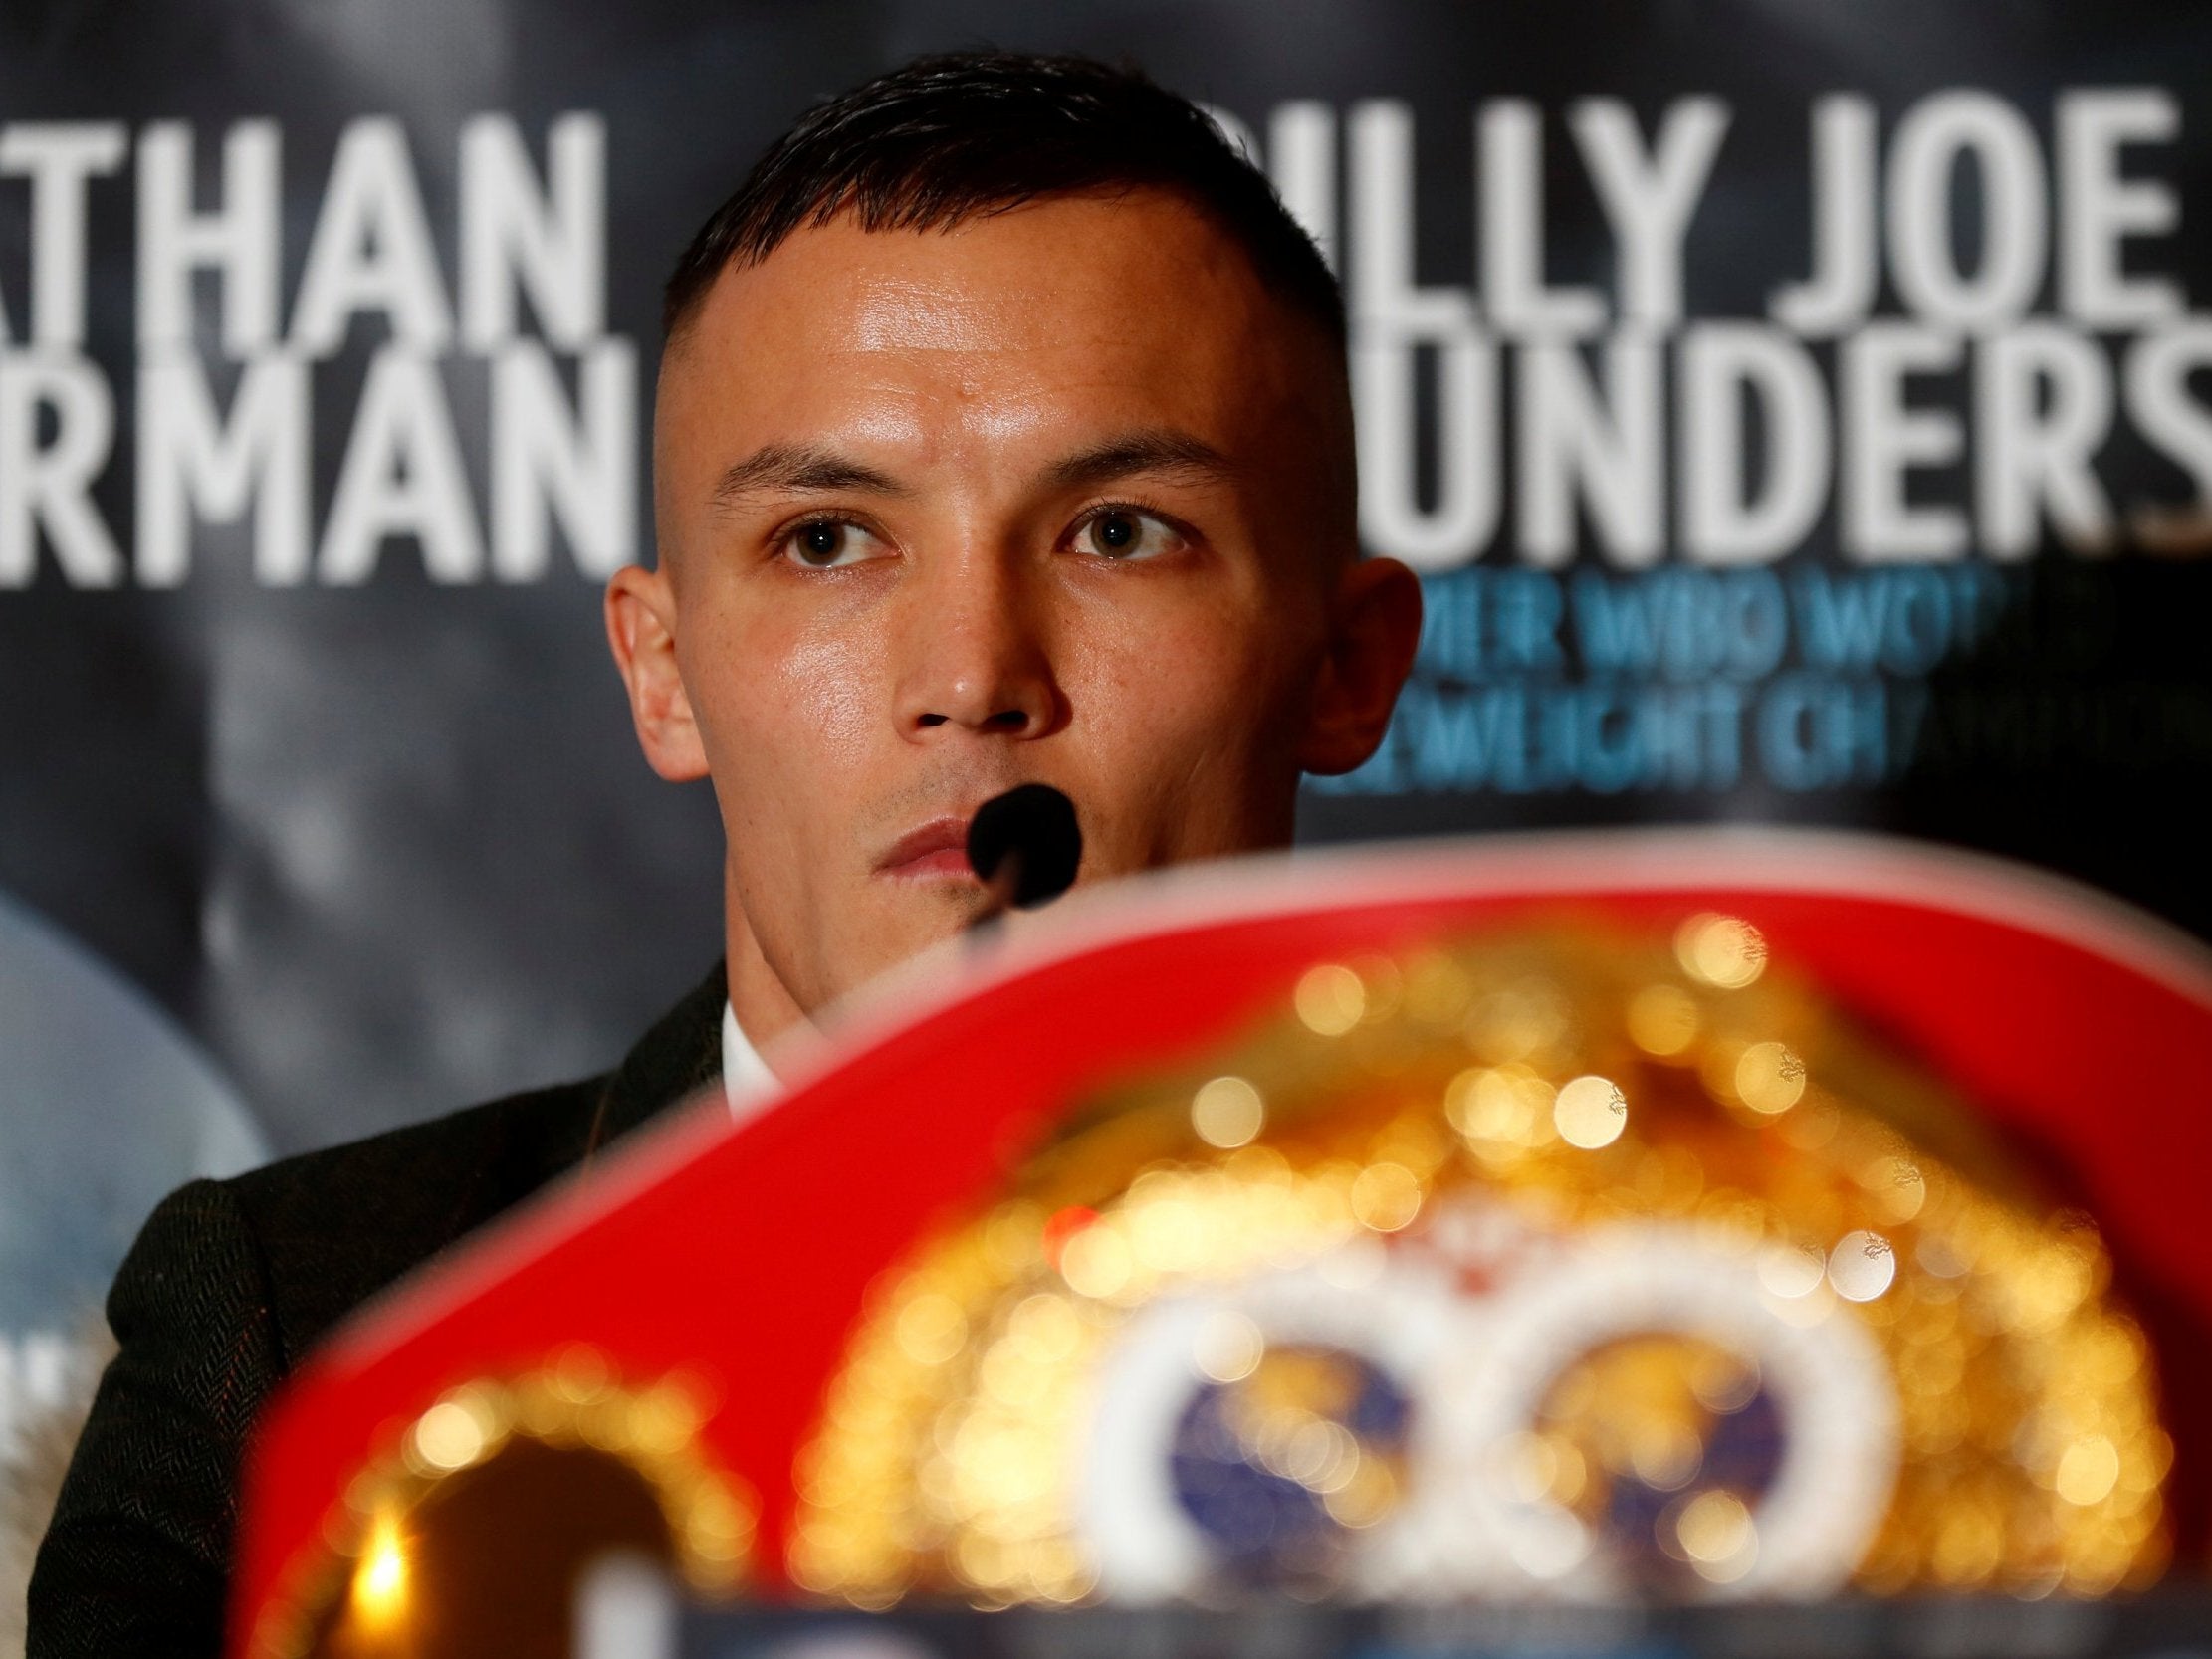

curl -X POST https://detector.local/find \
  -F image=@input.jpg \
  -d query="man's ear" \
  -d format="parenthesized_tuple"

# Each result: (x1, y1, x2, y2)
(1298, 555, 1423, 776)
(605, 563, 711, 782)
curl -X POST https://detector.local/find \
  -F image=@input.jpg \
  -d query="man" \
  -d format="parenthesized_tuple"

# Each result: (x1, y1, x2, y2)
(28, 50, 1420, 1655)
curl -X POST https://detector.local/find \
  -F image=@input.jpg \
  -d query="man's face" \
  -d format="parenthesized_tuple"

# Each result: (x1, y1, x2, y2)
(612, 189, 1412, 1041)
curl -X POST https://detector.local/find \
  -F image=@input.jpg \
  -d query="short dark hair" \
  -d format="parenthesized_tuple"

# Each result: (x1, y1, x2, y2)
(662, 51, 1342, 345)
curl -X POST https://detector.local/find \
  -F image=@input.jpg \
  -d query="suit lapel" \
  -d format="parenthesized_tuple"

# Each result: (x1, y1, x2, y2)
(584, 958, 730, 1156)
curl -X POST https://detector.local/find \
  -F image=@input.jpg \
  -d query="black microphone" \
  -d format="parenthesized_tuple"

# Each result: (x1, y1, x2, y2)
(965, 784, 1082, 920)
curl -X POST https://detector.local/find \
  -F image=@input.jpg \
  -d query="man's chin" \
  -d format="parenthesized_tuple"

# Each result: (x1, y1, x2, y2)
(823, 886, 994, 998)
(823, 857, 1160, 1019)
(873, 870, 994, 924)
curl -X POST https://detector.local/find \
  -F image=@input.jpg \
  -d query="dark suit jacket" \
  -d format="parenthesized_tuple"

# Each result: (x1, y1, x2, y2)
(26, 961, 729, 1658)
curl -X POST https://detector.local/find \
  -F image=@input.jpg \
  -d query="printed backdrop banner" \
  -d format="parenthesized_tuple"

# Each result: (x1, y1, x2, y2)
(2, 0, 2209, 1445)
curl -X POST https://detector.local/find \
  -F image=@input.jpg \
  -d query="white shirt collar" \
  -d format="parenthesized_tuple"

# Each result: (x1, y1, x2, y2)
(721, 1002, 782, 1124)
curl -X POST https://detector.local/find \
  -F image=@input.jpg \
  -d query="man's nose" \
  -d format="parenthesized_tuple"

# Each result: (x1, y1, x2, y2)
(892, 554, 1059, 740)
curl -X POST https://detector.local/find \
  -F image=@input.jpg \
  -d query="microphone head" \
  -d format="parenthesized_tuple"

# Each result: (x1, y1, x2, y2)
(966, 784, 1082, 909)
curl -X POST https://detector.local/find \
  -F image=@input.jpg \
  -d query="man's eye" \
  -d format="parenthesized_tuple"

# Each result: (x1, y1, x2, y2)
(1075, 509, 1184, 561)
(781, 519, 885, 568)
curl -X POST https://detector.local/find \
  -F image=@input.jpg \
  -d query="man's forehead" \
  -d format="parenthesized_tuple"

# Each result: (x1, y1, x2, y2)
(660, 192, 1302, 409)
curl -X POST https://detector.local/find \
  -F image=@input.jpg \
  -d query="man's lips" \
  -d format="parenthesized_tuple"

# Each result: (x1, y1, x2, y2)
(875, 815, 977, 881)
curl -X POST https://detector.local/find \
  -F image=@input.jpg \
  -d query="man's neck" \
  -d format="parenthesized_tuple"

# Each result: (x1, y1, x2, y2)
(724, 896, 813, 1055)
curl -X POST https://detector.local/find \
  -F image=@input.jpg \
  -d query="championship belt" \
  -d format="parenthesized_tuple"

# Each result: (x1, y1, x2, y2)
(228, 832, 2212, 1659)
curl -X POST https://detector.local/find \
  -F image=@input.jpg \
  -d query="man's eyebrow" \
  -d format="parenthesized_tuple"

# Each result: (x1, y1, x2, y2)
(708, 443, 907, 514)
(1041, 430, 1237, 493)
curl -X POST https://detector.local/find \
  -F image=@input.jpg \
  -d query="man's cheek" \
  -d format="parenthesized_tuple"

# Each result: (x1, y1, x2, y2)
(1075, 609, 1232, 716)
(773, 629, 884, 754)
